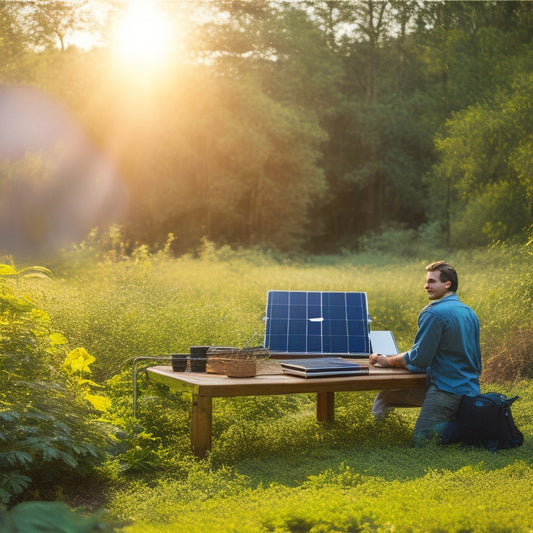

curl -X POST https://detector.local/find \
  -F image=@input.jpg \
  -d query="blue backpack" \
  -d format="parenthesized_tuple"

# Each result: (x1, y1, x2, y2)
(456, 393, 523, 452)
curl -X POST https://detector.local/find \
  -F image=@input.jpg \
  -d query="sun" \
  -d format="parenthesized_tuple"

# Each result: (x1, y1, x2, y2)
(112, 2, 172, 66)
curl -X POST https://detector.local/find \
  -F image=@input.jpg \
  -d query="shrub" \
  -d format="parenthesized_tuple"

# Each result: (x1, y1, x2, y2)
(0, 501, 104, 532)
(0, 264, 114, 505)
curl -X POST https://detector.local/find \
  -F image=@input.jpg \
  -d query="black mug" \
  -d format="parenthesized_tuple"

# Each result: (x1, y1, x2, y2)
(171, 353, 187, 372)
(189, 346, 209, 372)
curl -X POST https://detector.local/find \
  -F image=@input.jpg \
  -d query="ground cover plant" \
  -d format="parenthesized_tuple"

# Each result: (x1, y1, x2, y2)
(2, 240, 532, 531)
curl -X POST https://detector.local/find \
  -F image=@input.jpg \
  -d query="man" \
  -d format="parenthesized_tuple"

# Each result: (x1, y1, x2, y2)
(369, 261, 482, 446)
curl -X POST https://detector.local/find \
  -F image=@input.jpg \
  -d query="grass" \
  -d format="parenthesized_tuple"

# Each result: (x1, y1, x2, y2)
(31, 246, 531, 370)
(112, 459, 533, 533)
(107, 381, 533, 532)
(18, 243, 533, 531)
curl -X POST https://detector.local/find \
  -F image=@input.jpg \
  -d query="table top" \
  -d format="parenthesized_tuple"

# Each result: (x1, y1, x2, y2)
(146, 363, 426, 397)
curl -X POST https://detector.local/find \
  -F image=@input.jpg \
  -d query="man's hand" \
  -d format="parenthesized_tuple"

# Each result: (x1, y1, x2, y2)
(369, 353, 389, 367)
(369, 353, 409, 369)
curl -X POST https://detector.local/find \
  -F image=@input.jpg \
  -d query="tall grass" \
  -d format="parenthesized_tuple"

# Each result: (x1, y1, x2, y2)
(17, 242, 533, 531)
(27, 242, 532, 376)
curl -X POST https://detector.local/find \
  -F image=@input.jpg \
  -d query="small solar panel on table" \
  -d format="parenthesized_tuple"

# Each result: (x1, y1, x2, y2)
(264, 290, 371, 356)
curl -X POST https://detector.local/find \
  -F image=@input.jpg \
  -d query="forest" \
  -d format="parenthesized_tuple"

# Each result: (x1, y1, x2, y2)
(1, 0, 531, 257)
(1, 2, 533, 531)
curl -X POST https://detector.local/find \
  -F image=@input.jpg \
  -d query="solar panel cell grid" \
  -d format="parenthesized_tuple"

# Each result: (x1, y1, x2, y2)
(264, 290, 371, 355)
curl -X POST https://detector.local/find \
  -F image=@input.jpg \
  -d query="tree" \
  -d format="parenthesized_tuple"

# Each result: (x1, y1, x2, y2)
(17, 0, 98, 52)
(139, 71, 326, 251)
(430, 72, 533, 247)
(3, 0, 532, 253)
(75, 0, 334, 252)
(305, 1, 433, 249)
(0, 1, 32, 81)
(304, 0, 395, 102)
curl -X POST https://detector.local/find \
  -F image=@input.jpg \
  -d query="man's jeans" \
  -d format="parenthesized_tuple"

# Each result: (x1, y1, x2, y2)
(413, 384, 462, 446)
(372, 388, 426, 419)
(372, 383, 461, 447)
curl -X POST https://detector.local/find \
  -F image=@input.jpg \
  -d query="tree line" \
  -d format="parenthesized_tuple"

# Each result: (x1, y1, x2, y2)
(0, 0, 531, 255)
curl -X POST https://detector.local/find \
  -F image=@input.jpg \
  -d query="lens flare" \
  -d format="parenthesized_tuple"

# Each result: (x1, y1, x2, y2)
(0, 86, 127, 257)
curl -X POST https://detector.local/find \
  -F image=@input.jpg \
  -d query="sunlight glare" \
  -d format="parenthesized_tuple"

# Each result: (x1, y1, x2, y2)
(113, 2, 172, 66)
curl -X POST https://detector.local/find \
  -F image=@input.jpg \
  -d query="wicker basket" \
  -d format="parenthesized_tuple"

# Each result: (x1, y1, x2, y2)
(206, 357, 226, 374)
(224, 359, 257, 378)
(206, 346, 269, 377)
(206, 346, 233, 374)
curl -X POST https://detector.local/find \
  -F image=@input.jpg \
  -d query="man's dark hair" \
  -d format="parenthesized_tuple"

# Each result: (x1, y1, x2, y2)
(426, 261, 458, 292)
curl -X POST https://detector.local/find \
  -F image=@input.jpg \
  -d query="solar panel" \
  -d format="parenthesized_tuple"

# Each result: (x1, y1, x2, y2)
(280, 357, 369, 378)
(264, 290, 371, 356)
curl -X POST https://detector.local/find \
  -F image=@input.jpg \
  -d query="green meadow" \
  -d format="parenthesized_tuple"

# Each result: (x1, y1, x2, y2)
(3, 242, 532, 532)
(2, 2, 532, 531)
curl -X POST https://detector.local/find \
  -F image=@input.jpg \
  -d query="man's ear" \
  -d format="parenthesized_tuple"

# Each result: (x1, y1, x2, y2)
(444, 280, 452, 290)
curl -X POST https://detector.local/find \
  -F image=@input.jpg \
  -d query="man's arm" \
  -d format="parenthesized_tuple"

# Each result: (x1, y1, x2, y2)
(369, 352, 408, 369)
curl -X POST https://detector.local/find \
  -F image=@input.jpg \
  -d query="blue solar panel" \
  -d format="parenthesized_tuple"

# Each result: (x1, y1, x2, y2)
(264, 291, 371, 355)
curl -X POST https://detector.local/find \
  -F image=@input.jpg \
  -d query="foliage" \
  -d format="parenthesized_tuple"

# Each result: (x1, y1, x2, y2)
(3, 1, 533, 254)
(62, 347, 111, 413)
(0, 501, 104, 533)
(104, 376, 533, 532)
(1, 0, 97, 53)
(431, 72, 533, 247)
(3, 246, 533, 530)
(3, 0, 533, 526)
(0, 265, 114, 505)
(25, 240, 531, 380)
(482, 328, 533, 384)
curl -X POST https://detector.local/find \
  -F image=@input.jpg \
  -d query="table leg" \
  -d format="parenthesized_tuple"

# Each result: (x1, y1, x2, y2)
(191, 394, 212, 458)
(317, 391, 335, 423)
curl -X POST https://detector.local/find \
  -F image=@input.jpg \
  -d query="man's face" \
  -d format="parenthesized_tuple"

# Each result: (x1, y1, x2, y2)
(424, 270, 452, 300)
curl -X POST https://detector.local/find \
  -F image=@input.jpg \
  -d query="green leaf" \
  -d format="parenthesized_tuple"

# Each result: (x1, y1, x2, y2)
(0, 451, 33, 468)
(62, 348, 95, 374)
(5, 501, 101, 531)
(0, 411, 19, 424)
(17, 266, 52, 279)
(0, 265, 17, 277)
(84, 393, 111, 412)
(49, 333, 68, 346)
(77, 378, 101, 388)
(0, 472, 32, 501)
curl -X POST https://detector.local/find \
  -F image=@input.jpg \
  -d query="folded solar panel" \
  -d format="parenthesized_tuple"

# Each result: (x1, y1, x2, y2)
(279, 357, 369, 378)
(263, 290, 371, 356)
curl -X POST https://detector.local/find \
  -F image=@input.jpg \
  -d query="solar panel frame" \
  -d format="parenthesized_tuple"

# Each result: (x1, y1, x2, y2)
(264, 290, 371, 356)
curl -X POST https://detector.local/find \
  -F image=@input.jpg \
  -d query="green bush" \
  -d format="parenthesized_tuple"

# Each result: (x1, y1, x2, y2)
(0, 501, 104, 532)
(0, 264, 114, 505)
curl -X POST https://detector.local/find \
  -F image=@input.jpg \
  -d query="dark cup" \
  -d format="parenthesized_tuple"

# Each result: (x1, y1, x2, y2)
(171, 354, 187, 372)
(189, 346, 209, 372)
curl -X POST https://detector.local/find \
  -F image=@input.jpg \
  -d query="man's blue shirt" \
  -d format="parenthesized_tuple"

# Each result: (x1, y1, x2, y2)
(403, 294, 481, 396)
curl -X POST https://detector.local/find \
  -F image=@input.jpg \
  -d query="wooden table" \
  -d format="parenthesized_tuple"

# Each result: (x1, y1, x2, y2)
(146, 364, 426, 458)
